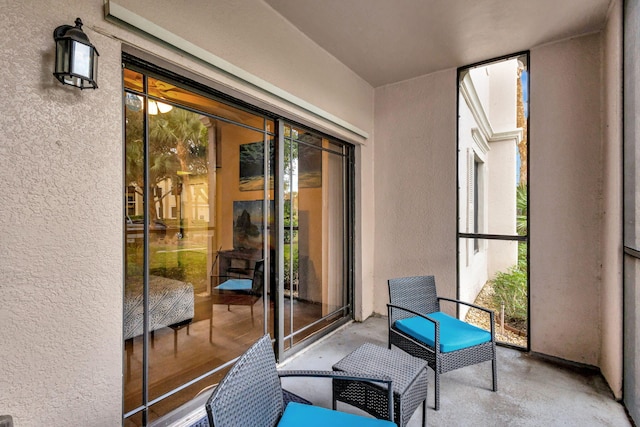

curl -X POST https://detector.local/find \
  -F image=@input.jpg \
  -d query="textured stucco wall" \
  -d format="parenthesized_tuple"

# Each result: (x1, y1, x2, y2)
(374, 31, 615, 374)
(0, 2, 124, 426)
(530, 34, 603, 366)
(601, 0, 623, 399)
(373, 70, 458, 314)
(0, 1, 375, 425)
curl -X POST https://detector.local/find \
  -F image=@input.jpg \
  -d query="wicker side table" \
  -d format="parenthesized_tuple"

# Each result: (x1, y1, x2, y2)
(332, 343, 428, 427)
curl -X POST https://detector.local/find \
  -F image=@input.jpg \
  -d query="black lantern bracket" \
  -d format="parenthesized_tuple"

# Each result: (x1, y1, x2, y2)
(53, 18, 99, 90)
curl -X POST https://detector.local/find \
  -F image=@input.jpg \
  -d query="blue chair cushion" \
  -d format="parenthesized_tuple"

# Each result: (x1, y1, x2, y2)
(215, 279, 252, 291)
(278, 402, 396, 427)
(395, 311, 491, 353)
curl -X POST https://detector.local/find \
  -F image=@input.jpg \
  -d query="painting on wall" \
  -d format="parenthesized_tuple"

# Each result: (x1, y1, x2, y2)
(239, 141, 274, 191)
(233, 200, 275, 250)
(296, 142, 322, 188)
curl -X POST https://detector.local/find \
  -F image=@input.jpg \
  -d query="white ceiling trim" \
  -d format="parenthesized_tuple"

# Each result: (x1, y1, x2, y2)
(105, 1, 369, 140)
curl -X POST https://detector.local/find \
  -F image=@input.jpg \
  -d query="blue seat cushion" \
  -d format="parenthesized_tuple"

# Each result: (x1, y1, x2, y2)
(395, 311, 491, 353)
(215, 279, 252, 291)
(278, 402, 396, 427)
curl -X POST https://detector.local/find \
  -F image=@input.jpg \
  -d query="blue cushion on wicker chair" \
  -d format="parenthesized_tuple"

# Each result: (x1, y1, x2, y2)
(395, 311, 491, 353)
(278, 402, 396, 427)
(215, 278, 252, 290)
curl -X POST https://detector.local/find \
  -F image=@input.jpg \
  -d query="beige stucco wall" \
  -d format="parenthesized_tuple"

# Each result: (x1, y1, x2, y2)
(624, 0, 640, 419)
(0, 0, 625, 424)
(373, 70, 459, 312)
(530, 34, 603, 366)
(0, 2, 124, 426)
(0, 1, 375, 425)
(373, 30, 623, 392)
(601, 0, 623, 399)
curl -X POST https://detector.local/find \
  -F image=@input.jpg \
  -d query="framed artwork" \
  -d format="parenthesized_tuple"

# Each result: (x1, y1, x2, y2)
(239, 141, 274, 191)
(297, 142, 322, 188)
(233, 200, 275, 250)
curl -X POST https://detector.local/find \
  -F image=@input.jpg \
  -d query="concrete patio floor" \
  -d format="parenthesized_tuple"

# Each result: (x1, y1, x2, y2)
(172, 314, 631, 426)
(278, 315, 631, 427)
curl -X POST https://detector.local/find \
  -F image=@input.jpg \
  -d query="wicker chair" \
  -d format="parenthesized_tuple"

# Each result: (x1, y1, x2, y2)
(206, 334, 397, 427)
(210, 260, 264, 342)
(387, 275, 497, 410)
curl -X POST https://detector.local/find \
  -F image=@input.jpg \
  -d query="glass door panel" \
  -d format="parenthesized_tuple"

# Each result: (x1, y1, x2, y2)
(123, 69, 271, 423)
(282, 125, 349, 349)
(124, 89, 144, 413)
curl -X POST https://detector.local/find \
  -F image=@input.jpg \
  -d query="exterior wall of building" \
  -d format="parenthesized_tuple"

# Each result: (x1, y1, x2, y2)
(0, 1, 374, 425)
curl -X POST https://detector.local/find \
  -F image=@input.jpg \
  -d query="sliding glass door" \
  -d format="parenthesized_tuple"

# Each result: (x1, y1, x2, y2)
(280, 124, 352, 353)
(122, 56, 354, 425)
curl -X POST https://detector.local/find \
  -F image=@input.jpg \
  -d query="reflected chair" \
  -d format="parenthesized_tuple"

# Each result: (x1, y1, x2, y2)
(387, 275, 497, 410)
(206, 334, 396, 427)
(210, 260, 264, 340)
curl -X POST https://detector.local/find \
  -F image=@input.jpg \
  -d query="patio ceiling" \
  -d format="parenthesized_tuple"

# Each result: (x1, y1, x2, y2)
(263, 0, 613, 87)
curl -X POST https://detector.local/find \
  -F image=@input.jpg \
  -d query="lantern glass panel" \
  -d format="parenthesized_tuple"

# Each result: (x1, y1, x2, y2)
(55, 39, 70, 74)
(92, 52, 98, 84)
(71, 41, 92, 79)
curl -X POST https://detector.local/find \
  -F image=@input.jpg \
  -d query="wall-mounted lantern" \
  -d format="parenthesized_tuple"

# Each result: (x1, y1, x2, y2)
(53, 18, 99, 89)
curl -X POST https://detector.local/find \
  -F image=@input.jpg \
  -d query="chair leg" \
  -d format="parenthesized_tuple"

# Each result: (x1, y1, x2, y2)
(125, 339, 132, 380)
(434, 367, 440, 411)
(422, 399, 427, 427)
(173, 328, 178, 357)
(250, 304, 254, 326)
(492, 355, 498, 392)
(209, 305, 213, 343)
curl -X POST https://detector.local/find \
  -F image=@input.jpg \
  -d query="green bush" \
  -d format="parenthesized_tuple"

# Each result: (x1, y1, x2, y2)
(491, 243, 528, 324)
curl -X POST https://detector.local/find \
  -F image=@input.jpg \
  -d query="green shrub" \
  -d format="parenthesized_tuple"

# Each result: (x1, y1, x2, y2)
(491, 242, 528, 324)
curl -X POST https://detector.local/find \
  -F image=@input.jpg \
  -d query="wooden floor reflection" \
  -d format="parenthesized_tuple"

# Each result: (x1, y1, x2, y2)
(123, 294, 335, 426)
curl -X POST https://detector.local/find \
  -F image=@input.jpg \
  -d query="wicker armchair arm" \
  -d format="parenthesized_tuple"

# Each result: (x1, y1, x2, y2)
(437, 297, 496, 337)
(387, 303, 441, 354)
(387, 303, 440, 325)
(277, 370, 394, 422)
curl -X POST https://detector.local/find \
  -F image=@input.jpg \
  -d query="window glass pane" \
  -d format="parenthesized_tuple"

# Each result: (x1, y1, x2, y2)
(459, 238, 527, 348)
(124, 92, 144, 413)
(286, 124, 323, 147)
(457, 54, 528, 350)
(124, 68, 143, 92)
(148, 77, 265, 130)
(124, 90, 269, 417)
(458, 58, 527, 236)
(283, 128, 348, 348)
